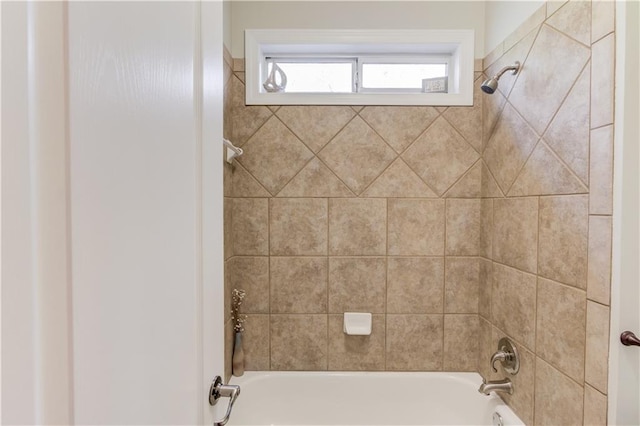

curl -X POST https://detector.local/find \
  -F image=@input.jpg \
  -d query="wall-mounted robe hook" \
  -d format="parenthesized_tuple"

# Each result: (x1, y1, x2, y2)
(223, 139, 243, 164)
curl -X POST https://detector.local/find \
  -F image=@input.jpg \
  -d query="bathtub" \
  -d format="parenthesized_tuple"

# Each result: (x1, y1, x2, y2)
(226, 372, 524, 426)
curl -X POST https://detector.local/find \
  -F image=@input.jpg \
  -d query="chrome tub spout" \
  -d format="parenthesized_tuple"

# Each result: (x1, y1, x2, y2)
(478, 378, 514, 395)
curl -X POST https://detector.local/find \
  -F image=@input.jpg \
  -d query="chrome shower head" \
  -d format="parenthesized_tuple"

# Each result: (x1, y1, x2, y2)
(481, 61, 521, 95)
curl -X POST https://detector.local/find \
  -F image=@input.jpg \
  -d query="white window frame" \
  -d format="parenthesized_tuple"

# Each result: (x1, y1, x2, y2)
(245, 29, 475, 106)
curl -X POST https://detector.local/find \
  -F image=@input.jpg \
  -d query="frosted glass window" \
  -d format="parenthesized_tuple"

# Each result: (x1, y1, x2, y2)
(268, 61, 354, 93)
(361, 63, 447, 90)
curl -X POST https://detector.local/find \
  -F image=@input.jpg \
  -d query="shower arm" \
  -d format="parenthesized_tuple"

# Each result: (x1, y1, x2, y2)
(491, 61, 521, 80)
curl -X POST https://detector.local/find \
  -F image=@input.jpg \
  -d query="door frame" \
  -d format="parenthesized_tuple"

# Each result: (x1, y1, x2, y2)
(609, 0, 640, 424)
(200, 1, 226, 423)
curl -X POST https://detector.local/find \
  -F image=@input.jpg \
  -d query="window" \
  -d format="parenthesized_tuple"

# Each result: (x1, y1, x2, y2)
(245, 29, 475, 106)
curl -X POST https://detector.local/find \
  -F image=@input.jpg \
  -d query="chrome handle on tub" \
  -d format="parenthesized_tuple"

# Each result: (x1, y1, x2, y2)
(210, 376, 241, 426)
(621, 331, 640, 346)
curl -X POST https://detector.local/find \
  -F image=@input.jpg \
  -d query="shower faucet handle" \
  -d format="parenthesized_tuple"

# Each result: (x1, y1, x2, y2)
(490, 337, 520, 375)
(209, 376, 241, 426)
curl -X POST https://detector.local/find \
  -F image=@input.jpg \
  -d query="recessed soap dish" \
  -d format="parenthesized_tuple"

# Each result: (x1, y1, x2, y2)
(343, 312, 372, 335)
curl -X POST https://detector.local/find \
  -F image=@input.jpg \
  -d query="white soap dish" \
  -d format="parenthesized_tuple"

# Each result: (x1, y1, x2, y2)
(343, 312, 372, 336)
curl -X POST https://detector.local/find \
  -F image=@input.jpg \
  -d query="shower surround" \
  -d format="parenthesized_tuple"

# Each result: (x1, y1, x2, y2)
(223, 53, 486, 374)
(223, 1, 615, 425)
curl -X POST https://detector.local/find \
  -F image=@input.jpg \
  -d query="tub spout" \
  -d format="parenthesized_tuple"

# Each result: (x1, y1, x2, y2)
(478, 378, 513, 395)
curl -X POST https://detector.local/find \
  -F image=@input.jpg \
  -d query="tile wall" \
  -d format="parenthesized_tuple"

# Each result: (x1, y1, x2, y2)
(223, 52, 486, 376)
(478, 1, 614, 425)
(223, 1, 616, 424)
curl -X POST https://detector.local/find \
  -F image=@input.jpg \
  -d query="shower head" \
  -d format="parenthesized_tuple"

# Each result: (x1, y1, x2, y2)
(481, 61, 521, 95)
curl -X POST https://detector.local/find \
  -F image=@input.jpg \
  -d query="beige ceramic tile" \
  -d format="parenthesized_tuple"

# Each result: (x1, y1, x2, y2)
(270, 198, 328, 256)
(534, 358, 584, 426)
(536, 277, 586, 382)
(481, 161, 504, 197)
(543, 65, 591, 184)
(232, 58, 244, 72)
(270, 314, 328, 370)
(234, 72, 245, 84)
(546, 0, 591, 46)
(363, 159, 438, 198)
(483, 104, 539, 194)
(474, 59, 483, 72)
(509, 141, 588, 196)
(446, 199, 481, 256)
(477, 318, 496, 380)
(239, 116, 314, 195)
(443, 79, 483, 152)
(587, 216, 612, 305)
(482, 86, 506, 146)
(328, 314, 385, 371)
(224, 159, 233, 197)
(480, 198, 493, 259)
(242, 315, 270, 371)
(387, 257, 444, 314)
(591, 34, 615, 128)
(444, 161, 481, 198)
(318, 116, 397, 194)
(503, 4, 546, 52)
(276, 106, 356, 153)
(388, 199, 445, 256)
(228, 76, 272, 145)
(224, 260, 232, 321)
(329, 199, 387, 255)
(478, 258, 492, 320)
(485, 27, 539, 99)
(584, 385, 608, 426)
(386, 315, 443, 371)
(224, 198, 233, 259)
(444, 315, 478, 371)
(228, 257, 269, 314)
(360, 106, 439, 153)
(509, 25, 590, 135)
(590, 125, 614, 215)
(496, 331, 535, 426)
(493, 197, 538, 273)
(546, 1, 568, 18)
(225, 319, 234, 380)
(328, 257, 386, 313)
(592, 0, 615, 43)
(277, 158, 354, 198)
(538, 195, 588, 288)
(492, 263, 537, 350)
(231, 198, 269, 255)
(483, 43, 504, 70)
(585, 301, 610, 394)
(402, 117, 479, 196)
(270, 257, 327, 314)
(231, 162, 271, 197)
(445, 257, 480, 314)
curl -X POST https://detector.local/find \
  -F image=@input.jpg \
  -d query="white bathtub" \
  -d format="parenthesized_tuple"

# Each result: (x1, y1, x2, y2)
(226, 372, 524, 426)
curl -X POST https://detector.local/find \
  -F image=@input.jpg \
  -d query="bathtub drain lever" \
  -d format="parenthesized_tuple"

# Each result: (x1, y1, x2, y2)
(210, 376, 241, 426)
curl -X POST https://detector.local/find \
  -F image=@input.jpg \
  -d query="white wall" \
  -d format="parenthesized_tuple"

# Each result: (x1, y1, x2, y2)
(483, 0, 544, 54)
(224, 0, 233, 51)
(231, 1, 486, 58)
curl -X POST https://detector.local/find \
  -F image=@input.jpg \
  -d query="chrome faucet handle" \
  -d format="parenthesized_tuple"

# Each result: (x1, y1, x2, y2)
(209, 376, 241, 426)
(491, 351, 508, 373)
(490, 337, 520, 375)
